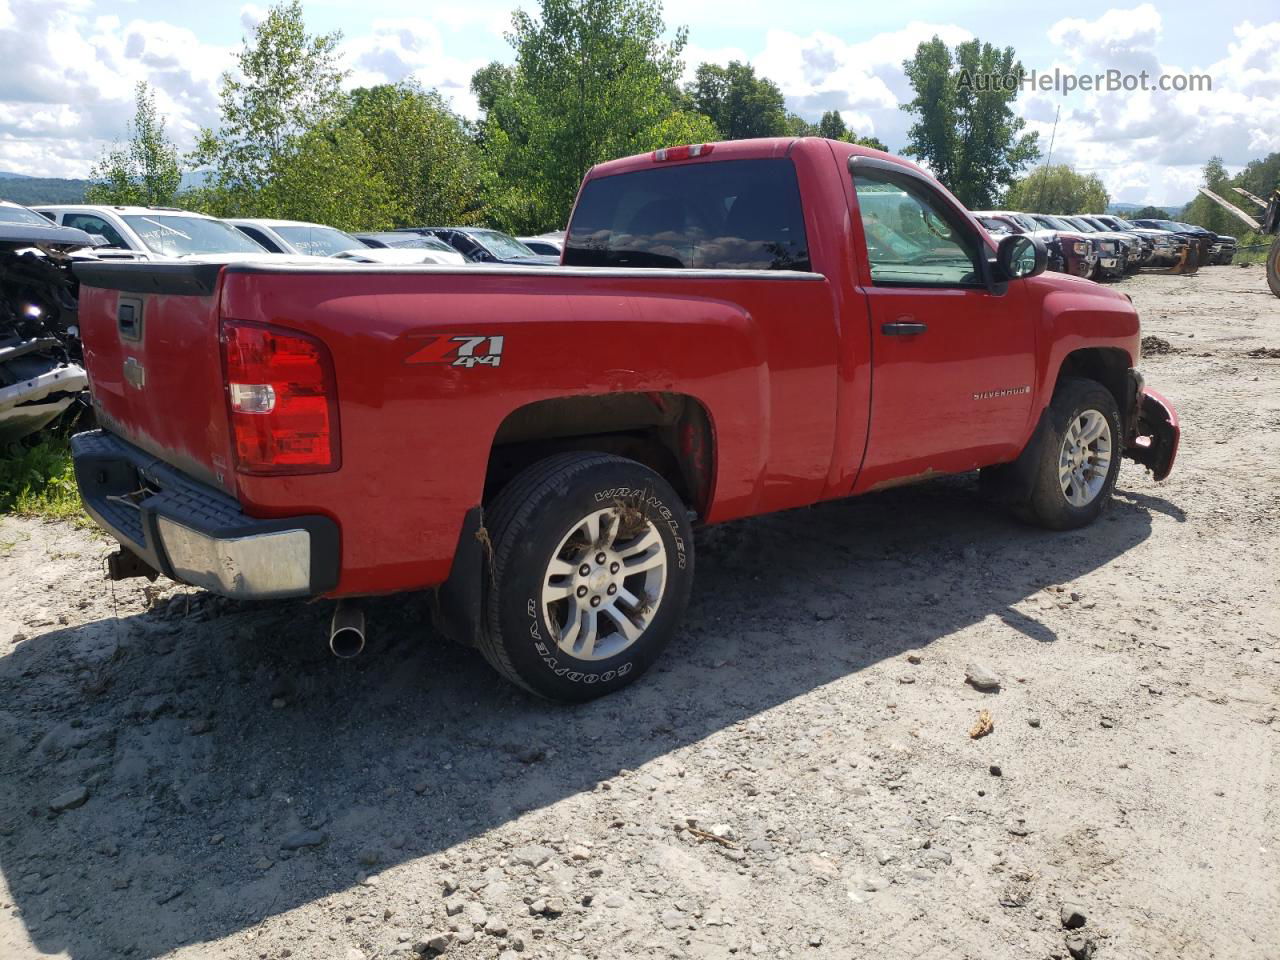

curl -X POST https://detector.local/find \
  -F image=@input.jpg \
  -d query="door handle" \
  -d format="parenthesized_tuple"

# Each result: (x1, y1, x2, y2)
(117, 296, 143, 341)
(881, 320, 927, 336)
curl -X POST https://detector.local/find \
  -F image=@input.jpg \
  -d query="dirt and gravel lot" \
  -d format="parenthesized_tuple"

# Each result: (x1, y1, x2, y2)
(1, 265, 1277, 960)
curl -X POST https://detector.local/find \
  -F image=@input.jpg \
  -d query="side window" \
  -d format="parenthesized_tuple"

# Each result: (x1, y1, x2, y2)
(853, 173, 983, 287)
(63, 214, 128, 249)
(452, 234, 482, 257)
(236, 226, 280, 251)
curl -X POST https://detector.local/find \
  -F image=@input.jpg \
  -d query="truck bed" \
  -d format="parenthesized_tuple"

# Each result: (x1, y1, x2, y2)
(74, 259, 856, 595)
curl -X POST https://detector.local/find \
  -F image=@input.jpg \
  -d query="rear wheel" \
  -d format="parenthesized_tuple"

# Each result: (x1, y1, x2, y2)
(479, 452, 694, 702)
(1016, 378, 1122, 530)
(1267, 235, 1280, 298)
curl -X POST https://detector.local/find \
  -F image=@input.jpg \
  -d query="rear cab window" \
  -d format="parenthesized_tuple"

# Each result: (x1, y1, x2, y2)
(564, 157, 810, 271)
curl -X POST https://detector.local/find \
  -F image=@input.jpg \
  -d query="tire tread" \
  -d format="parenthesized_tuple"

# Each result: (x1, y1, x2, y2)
(477, 452, 634, 694)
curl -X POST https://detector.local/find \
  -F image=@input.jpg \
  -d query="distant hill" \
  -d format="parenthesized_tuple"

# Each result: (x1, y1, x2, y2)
(0, 174, 89, 205)
(0, 169, 210, 207)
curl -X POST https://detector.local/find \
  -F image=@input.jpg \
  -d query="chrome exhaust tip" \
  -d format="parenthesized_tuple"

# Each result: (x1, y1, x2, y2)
(329, 602, 365, 659)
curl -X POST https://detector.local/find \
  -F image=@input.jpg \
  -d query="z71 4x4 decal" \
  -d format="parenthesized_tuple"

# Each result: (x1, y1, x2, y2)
(405, 335, 505, 368)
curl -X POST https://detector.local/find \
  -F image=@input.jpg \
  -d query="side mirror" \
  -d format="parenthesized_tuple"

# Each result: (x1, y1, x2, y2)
(996, 233, 1048, 280)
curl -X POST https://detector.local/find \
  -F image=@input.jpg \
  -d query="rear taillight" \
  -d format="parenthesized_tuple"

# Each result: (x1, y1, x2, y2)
(653, 143, 714, 162)
(221, 320, 339, 475)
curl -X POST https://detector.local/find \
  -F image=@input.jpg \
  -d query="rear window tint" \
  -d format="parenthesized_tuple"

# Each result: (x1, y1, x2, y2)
(564, 157, 810, 271)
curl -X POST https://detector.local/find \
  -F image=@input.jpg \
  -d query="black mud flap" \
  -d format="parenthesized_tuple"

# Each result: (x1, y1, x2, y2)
(1125, 389, 1180, 481)
(432, 506, 486, 648)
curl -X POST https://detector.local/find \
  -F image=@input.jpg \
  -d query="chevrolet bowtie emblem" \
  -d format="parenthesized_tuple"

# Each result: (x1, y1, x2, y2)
(123, 356, 146, 389)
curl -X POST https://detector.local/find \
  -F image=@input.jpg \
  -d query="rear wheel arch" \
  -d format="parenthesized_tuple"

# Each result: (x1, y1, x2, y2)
(483, 392, 716, 518)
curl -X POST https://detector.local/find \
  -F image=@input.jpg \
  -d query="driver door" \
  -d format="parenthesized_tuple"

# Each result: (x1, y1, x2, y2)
(850, 163, 1037, 492)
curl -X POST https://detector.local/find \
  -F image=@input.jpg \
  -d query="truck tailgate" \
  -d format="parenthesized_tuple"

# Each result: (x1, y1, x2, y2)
(73, 262, 235, 494)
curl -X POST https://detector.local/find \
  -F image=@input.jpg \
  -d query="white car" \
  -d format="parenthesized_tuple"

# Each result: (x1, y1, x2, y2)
(331, 247, 468, 266)
(231, 218, 466, 265)
(33, 205, 285, 262)
(517, 232, 564, 258)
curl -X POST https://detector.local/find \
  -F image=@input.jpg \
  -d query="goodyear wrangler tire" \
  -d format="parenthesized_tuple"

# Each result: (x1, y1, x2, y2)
(1267, 236, 1280, 298)
(479, 453, 694, 702)
(1016, 378, 1122, 531)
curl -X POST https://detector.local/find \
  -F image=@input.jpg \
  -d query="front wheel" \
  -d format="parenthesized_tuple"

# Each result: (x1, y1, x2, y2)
(479, 453, 694, 702)
(1016, 378, 1122, 530)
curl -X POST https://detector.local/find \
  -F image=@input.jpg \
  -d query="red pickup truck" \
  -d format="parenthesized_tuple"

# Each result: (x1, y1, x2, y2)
(70, 138, 1179, 701)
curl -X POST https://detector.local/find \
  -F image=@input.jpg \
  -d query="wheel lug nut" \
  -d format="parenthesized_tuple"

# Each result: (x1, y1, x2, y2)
(576, 585, 588, 598)
(610, 562, 620, 574)
(590, 596, 601, 607)
(595, 552, 607, 565)
(579, 564, 591, 576)
(607, 584, 617, 595)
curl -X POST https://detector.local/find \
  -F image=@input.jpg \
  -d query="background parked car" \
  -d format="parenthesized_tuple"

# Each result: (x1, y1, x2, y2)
(1076, 215, 1154, 270)
(229, 219, 466, 265)
(1094, 215, 1186, 268)
(1059, 216, 1139, 274)
(229, 218, 365, 257)
(517, 232, 565, 258)
(331, 247, 468, 266)
(395, 227, 558, 265)
(971, 210, 1096, 279)
(34, 205, 279, 261)
(1029, 214, 1123, 280)
(351, 232, 468, 265)
(1130, 219, 1217, 268)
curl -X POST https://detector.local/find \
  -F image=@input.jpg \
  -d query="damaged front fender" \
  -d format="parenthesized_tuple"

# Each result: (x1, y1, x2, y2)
(1124, 387, 1179, 481)
(0, 350, 87, 444)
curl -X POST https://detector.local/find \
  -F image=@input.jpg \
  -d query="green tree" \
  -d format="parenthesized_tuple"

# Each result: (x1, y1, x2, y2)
(1131, 205, 1171, 220)
(784, 113, 820, 137)
(1236, 151, 1280, 200)
(86, 82, 182, 206)
(684, 61, 787, 139)
(263, 120, 399, 229)
(1004, 164, 1109, 214)
(476, 0, 717, 232)
(901, 36, 1039, 207)
(1182, 156, 1239, 233)
(816, 111, 887, 150)
(817, 110, 847, 140)
(343, 82, 488, 226)
(192, 0, 348, 208)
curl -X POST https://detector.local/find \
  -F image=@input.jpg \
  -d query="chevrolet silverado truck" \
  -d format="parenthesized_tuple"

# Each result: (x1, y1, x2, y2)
(68, 138, 1181, 701)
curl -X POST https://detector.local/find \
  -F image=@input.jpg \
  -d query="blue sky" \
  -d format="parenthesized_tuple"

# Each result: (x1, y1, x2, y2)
(2, 0, 1277, 205)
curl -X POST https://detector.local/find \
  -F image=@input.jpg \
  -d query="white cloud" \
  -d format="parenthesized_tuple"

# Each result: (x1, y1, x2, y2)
(239, 4, 266, 34)
(0, 0, 232, 176)
(339, 18, 490, 119)
(1048, 4, 1162, 68)
(0, 1, 491, 178)
(749, 22, 972, 142)
(0, 0, 1274, 208)
(679, 42, 750, 84)
(1019, 7, 1280, 205)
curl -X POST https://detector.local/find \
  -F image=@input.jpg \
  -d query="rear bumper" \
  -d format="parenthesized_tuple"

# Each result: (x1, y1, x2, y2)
(72, 429, 339, 599)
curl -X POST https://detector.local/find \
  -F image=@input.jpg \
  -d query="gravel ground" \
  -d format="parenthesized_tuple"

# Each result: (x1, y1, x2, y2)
(1, 265, 1277, 960)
